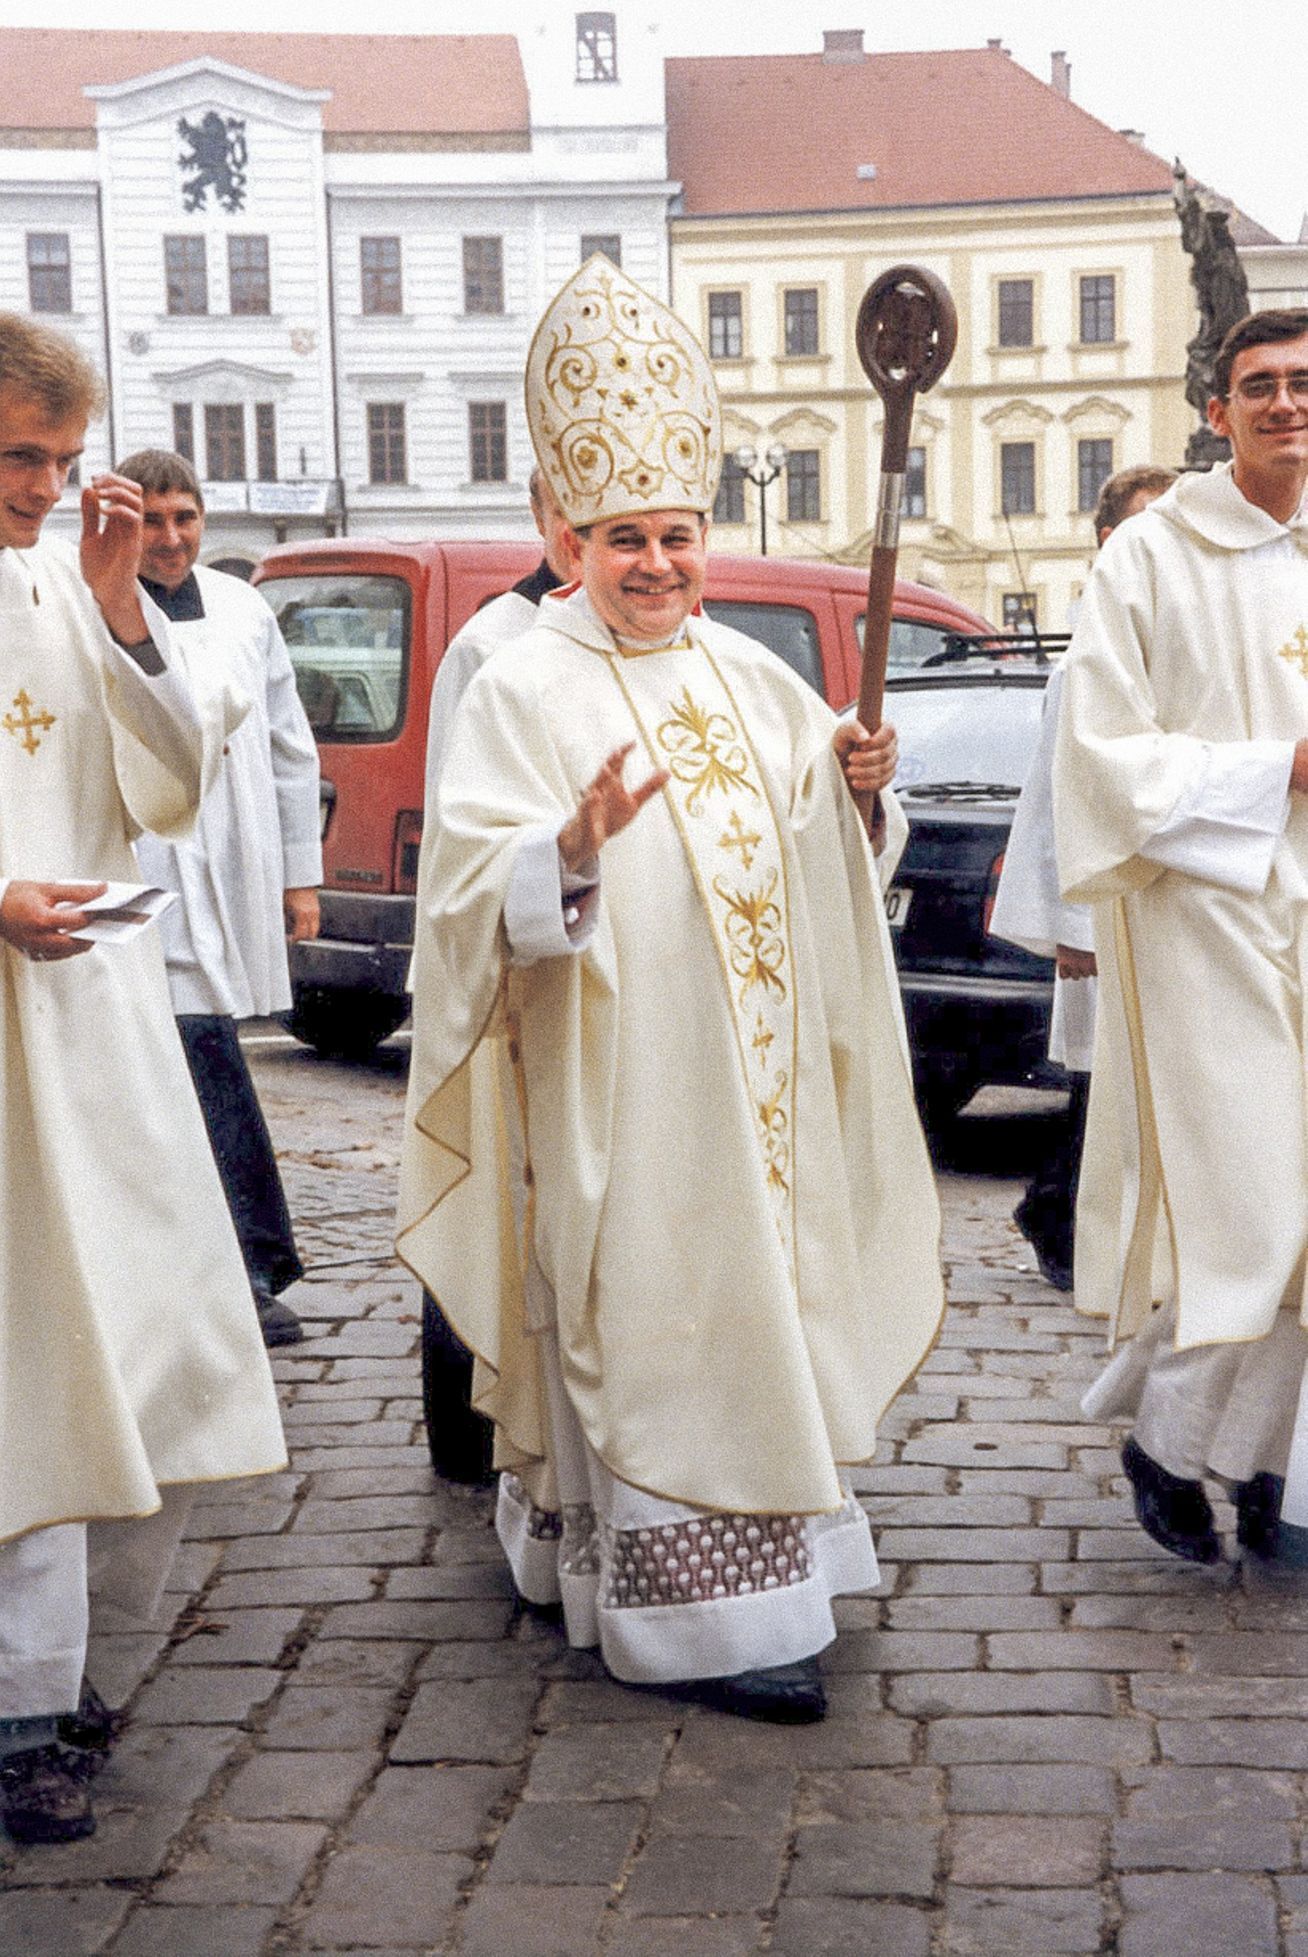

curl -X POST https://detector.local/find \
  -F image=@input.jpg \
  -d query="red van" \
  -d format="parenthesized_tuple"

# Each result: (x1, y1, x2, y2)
(252, 538, 993, 1056)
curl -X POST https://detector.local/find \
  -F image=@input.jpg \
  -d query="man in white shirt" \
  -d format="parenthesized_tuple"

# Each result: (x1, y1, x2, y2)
(121, 450, 323, 1348)
(1054, 310, 1308, 1563)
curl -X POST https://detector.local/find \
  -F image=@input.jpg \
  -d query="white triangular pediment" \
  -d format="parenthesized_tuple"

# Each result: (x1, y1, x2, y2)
(87, 57, 329, 131)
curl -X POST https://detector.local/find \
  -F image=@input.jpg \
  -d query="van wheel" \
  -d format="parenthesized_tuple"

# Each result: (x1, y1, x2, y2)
(284, 990, 408, 1060)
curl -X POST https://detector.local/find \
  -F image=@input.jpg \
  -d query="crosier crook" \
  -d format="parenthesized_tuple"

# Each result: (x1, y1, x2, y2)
(853, 265, 958, 835)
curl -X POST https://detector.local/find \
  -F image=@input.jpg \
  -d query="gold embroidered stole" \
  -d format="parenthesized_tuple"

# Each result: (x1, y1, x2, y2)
(606, 640, 799, 1285)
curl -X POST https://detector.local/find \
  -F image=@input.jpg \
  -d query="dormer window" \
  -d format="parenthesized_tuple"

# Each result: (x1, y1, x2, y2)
(576, 12, 618, 83)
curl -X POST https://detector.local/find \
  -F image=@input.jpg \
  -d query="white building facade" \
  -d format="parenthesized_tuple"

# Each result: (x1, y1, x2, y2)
(0, 13, 674, 568)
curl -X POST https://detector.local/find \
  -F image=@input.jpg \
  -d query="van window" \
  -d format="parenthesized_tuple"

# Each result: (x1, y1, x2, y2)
(701, 600, 823, 693)
(264, 574, 410, 741)
(856, 614, 954, 669)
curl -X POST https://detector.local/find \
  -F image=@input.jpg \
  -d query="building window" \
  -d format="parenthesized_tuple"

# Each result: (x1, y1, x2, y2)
(172, 403, 195, 464)
(26, 233, 71, 314)
(1079, 275, 1116, 344)
(1000, 441, 1036, 516)
(463, 237, 504, 316)
(581, 233, 621, 268)
(1077, 438, 1113, 513)
(783, 288, 820, 357)
(708, 292, 743, 360)
(902, 446, 927, 518)
(255, 402, 277, 482)
(714, 454, 745, 524)
(165, 236, 208, 315)
(576, 11, 617, 82)
(360, 237, 402, 316)
(469, 402, 508, 483)
(997, 278, 1033, 348)
(786, 449, 821, 522)
(367, 403, 407, 485)
(205, 403, 246, 481)
(1003, 591, 1038, 631)
(228, 235, 270, 315)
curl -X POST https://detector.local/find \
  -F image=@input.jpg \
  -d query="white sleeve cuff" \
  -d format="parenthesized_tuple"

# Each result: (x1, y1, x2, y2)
(1139, 740, 1294, 894)
(504, 821, 600, 965)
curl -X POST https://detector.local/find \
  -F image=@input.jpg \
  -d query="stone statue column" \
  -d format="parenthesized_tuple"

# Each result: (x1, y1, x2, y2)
(1173, 162, 1251, 469)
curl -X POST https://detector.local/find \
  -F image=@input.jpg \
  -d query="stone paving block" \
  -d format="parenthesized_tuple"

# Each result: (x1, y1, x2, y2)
(672, 1710, 915, 1771)
(1073, 1529, 1192, 1561)
(1069, 1593, 1229, 1632)
(154, 1818, 328, 1904)
(946, 1764, 1117, 1815)
(386, 1561, 517, 1600)
(291, 1637, 422, 1692)
(988, 1629, 1185, 1671)
(1118, 1872, 1278, 1956)
(1131, 1672, 1308, 1718)
(130, 1665, 281, 1726)
(110, 1904, 276, 1957)
(926, 1714, 1152, 1766)
(829, 1630, 981, 1673)
(300, 1845, 471, 1947)
(166, 1606, 303, 1667)
(347, 1764, 511, 1850)
(525, 1722, 669, 1800)
(283, 1396, 382, 1424)
(1042, 1558, 1232, 1593)
(622, 1832, 782, 1915)
(649, 1762, 795, 1837)
(1159, 1717, 1308, 1766)
(940, 1885, 1104, 1954)
(208, 1567, 376, 1608)
(261, 1684, 397, 1751)
(289, 1443, 433, 1470)
(788, 1820, 940, 1899)
(487, 1798, 642, 1885)
(83, 1632, 168, 1710)
(182, 1500, 295, 1539)
(320, 1598, 512, 1641)
(541, 1677, 690, 1724)
(957, 1468, 1102, 1498)
(874, 1528, 1068, 1563)
(458, 1884, 610, 1957)
(1114, 1765, 1295, 1870)
(886, 1595, 1062, 1632)
(219, 1526, 428, 1570)
(191, 1470, 303, 1505)
(903, 1434, 1067, 1470)
(292, 1494, 437, 1533)
(391, 1678, 540, 1764)
(417, 1640, 563, 1680)
(610, 1919, 763, 1957)
(848, 1465, 950, 1493)
(795, 1766, 941, 1824)
(430, 1524, 504, 1564)
(223, 1749, 375, 1820)
(949, 1815, 1105, 1886)
(0, 1885, 132, 1956)
(288, 1419, 416, 1449)
(901, 1562, 1038, 1595)
(162, 1541, 224, 1591)
(1190, 1631, 1308, 1674)
(769, 1897, 930, 1955)
(889, 1671, 1112, 1717)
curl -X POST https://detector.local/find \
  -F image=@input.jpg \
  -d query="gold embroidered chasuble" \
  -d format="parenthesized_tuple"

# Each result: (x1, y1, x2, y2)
(398, 591, 943, 1518)
(1053, 465, 1308, 1351)
(0, 538, 286, 1546)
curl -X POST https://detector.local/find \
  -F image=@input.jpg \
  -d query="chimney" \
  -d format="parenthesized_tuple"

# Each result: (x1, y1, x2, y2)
(986, 37, 1010, 54)
(822, 28, 865, 61)
(1118, 128, 1147, 147)
(1051, 50, 1071, 98)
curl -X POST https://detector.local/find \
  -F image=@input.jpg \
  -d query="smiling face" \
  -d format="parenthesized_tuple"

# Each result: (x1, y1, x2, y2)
(138, 487, 204, 591)
(0, 385, 85, 550)
(570, 508, 709, 643)
(1208, 332, 1308, 518)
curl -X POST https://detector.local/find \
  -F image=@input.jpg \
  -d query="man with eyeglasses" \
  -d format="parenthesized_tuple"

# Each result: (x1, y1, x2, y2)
(1053, 309, 1308, 1565)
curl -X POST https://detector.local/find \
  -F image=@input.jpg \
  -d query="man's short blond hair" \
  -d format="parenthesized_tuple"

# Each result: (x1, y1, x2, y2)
(0, 312, 105, 423)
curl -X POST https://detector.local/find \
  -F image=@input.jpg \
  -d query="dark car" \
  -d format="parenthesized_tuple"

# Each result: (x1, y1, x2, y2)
(877, 640, 1069, 1129)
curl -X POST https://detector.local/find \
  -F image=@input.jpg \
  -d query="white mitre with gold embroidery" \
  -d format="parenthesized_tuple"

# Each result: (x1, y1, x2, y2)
(525, 255, 722, 527)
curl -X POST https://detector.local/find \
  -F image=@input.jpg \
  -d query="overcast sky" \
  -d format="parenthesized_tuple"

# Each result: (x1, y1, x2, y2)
(10, 0, 1305, 244)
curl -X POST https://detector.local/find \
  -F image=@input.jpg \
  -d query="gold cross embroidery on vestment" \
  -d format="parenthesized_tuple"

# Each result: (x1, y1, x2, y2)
(1278, 624, 1308, 679)
(3, 689, 55, 755)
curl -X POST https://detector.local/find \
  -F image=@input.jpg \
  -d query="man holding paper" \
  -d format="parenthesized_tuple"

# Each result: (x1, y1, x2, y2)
(0, 315, 285, 1844)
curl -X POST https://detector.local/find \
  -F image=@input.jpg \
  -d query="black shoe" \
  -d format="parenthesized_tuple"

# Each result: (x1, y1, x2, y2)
(255, 1289, 305, 1349)
(55, 1680, 123, 1770)
(1235, 1473, 1285, 1559)
(0, 1744, 96, 1845)
(1121, 1436, 1221, 1564)
(693, 1657, 827, 1724)
(1012, 1200, 1074, 1292)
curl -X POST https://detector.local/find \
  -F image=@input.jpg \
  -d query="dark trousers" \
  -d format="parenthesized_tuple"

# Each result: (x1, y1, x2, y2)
(1014, 1072, 1091, 1270)
(176, 1014, 303, 1298)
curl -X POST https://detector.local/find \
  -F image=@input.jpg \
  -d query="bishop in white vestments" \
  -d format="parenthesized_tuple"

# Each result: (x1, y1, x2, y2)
(398, 259, 944, 1721)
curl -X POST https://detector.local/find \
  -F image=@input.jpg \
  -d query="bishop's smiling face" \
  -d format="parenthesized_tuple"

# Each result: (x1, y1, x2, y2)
(569, 509, 709, 643)
(0, 386, 85, 551)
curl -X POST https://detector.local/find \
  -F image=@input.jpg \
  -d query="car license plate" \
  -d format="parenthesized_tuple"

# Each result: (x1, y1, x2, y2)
(884, 885, 913, 930)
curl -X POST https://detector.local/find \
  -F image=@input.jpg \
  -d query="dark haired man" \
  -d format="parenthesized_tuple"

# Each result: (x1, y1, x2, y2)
(1055, 309, 1308, 1562)
(119, 448, 322, 1348)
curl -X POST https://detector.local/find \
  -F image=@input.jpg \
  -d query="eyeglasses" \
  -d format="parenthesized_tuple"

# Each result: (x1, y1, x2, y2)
(1231, 373, 1308, 405)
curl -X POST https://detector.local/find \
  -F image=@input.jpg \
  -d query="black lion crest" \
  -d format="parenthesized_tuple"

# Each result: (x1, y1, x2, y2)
(177, 112, 248, 214)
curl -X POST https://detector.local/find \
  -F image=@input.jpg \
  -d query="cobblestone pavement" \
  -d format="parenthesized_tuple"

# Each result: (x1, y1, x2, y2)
(4, 1037, 1307, 1956)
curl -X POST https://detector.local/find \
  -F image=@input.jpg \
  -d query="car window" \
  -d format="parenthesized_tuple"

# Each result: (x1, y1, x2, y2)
(263, 574, 410, 742)
(857, 614, 956, 668)
(702, 600, 824, 693)
(889, 679, 1048, 795)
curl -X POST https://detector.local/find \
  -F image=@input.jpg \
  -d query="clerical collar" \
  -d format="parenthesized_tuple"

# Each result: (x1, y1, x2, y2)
(140, 571, 205, 621)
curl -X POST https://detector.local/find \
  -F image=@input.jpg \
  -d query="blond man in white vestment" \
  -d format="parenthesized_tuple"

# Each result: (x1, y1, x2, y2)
(0, 316, 285, 1844)
(1053, 310, 1308, 1564)
(398, 260, 943, 1721)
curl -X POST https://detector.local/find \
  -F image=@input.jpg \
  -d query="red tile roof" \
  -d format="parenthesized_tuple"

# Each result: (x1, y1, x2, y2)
(666, 46, 1176, 217)
(0, 29, 527, 137)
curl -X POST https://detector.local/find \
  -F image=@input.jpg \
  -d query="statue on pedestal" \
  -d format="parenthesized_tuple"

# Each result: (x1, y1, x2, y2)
(1173, 163, 1250, 469)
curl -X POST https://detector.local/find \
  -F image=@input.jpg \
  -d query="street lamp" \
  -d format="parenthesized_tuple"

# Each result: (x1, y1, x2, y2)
(734, 441, 787, 556)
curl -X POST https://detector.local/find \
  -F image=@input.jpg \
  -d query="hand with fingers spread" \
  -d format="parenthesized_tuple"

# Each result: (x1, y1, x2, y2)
(80, 473, 149, 647)
(833, 717, 898, 798)
(0, 880, 108, 961)
(557, 742, 670, 875)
